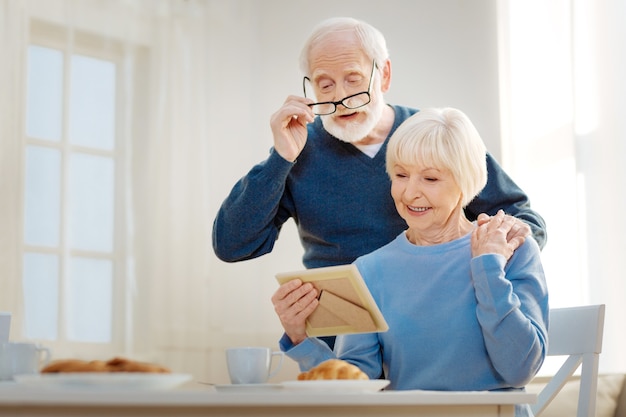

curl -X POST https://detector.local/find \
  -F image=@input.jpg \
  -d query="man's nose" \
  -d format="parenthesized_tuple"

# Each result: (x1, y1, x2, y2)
(333, 86, 349, 105)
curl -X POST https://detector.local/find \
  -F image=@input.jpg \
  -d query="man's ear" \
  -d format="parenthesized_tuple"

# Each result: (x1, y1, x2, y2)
(380, 59, 392, 93)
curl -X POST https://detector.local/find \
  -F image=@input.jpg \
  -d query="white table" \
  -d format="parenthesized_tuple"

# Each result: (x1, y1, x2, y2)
(0, 382, 535, 417)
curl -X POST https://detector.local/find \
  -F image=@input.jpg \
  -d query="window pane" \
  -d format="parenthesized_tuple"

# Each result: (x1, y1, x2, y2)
(24, 146, 61, 247)
(69, 55, 116, 150)
(23, 253, 59, 340)
(67, 257, 112, 342)
(26, 46, 63, 141)
(68, 153, 114, 252)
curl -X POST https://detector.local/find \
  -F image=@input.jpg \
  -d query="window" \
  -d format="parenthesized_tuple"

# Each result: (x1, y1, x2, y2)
(22, 21, 125, 352)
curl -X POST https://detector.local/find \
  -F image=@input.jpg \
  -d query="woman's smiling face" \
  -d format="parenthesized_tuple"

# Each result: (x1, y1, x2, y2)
(389, 162, 466, 244)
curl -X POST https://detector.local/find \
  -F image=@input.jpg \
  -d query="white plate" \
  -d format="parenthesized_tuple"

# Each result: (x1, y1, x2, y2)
(214, 383, 282, 393)
(281, 379, 390, 393)
(13, 373, 192, 391)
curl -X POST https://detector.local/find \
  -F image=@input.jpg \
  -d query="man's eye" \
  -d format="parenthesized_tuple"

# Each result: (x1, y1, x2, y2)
(318, 81, 334, 92)
(346, 78, 364, 88)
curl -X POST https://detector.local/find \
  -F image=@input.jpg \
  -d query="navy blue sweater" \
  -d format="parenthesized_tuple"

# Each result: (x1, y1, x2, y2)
(213, 105, 546, 268)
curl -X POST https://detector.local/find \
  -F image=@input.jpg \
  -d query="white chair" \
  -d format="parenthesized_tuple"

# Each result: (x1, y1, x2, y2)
(531, 304, 606, 417)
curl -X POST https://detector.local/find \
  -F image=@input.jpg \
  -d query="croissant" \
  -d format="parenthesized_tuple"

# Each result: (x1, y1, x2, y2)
(297, 359, 369, 380)
(104, 357, 170, 373)
(40, 359, 108, 373)
(41, 357, 170, 373)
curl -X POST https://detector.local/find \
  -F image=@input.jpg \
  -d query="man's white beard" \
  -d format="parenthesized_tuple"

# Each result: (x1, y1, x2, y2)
(321, 98, 385, 144)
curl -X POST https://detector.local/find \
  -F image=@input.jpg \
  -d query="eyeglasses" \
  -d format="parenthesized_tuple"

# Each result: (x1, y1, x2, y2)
(303, 60, 377, 116)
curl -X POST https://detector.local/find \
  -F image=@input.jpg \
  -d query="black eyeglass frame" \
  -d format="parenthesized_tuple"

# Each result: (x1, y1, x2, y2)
(303, 60, 377, 115)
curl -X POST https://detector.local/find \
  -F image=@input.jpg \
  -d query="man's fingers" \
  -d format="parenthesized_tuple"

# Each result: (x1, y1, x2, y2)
(507, 236, 526, 252)
(476, 212, 490, 226)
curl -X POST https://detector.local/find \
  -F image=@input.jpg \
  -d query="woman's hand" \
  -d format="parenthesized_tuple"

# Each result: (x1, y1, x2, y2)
(472, 210, 527, 260)
(271, 279, 319, 345)
(270, 96, 315, 162)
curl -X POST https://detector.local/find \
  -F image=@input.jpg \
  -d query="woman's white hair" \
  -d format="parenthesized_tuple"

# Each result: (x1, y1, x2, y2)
(385, 108, 488, 207)
(299, 17, 389, 75)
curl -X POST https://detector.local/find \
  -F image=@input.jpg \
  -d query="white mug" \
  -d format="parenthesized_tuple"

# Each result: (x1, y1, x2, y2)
(0, 342, 51, 381)
(0, 312, 10, 343)
(226, 347, 284, 384)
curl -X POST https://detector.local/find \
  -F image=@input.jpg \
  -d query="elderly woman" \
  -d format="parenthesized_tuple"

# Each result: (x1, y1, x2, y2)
(272, 107, 549, 417)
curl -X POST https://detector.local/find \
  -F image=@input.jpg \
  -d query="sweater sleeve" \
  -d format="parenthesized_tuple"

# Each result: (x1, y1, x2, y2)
(279, 333, 336, 371)
(212, 149, 295, 262)
(465, 153, 547, 249)
(470, 238, 549, 387)
(333, 332, 384, 380)
(279, 332, 383, 379)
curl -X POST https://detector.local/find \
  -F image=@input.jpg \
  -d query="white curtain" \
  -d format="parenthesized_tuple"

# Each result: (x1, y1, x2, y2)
(0, 0, 28, 324)
(499, 0, 626, 373)
(132, 0, 216, 375)
(133, 1, 298, 382)
(573, 0, 626, 373)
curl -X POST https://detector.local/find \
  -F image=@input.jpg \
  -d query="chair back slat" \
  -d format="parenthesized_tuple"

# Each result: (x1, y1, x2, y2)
(547, 305, 605, 355)
(531, 304, 606, 417)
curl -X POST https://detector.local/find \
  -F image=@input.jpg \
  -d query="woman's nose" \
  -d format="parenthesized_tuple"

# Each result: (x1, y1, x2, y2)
(404, 178, 422, 198)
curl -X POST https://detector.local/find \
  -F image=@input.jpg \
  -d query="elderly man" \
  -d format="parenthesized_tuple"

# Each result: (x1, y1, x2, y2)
(213, 17, 545, 267)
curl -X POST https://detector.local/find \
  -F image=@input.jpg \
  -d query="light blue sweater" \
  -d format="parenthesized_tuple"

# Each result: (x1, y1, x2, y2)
(280, 230, 549, 417)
